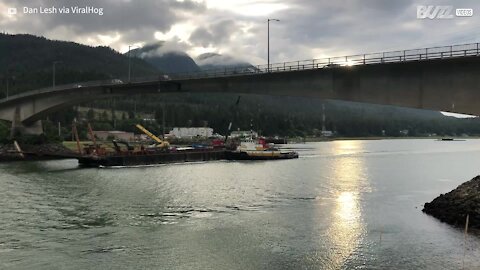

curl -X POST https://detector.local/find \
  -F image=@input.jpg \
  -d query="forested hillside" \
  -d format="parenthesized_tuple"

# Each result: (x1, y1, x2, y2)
(91, 94, 480, 138)
(0, 33, 158, 96)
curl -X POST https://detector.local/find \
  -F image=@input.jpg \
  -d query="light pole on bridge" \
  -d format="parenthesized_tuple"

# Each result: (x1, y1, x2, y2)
(267, 18, 280, 72)
(5, 73, 11, 100)
(128, 45, 138, 82)
(52, 61, 62, 90)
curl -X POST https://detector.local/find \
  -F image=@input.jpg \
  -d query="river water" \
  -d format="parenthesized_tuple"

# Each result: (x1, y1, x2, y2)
(1, 139, 480, 269)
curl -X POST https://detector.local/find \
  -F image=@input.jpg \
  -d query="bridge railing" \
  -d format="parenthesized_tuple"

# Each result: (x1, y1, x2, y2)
(167, 42, 480, 80)
(0, 77, 158, 103)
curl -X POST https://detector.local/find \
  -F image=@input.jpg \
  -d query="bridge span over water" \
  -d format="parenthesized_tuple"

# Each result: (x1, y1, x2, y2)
(1, 43, 480, 134)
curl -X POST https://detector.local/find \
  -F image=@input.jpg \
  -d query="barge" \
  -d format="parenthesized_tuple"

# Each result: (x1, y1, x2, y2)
(76, 124, 298, 167)
(79, 148, 226, 167)
(78, 147, 297, 167)
(77, 140, 298, 167)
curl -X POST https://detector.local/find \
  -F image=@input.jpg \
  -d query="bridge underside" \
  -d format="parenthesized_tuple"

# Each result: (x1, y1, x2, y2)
(179, 56, 480, 116)
(1, 55, 479, 135)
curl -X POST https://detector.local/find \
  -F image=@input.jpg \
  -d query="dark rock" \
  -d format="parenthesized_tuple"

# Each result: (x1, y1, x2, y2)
(423, 175, 480, 228)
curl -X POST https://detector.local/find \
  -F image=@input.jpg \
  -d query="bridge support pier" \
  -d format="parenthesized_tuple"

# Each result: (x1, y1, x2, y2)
(11, 120, 43, 137)
(10, 107, 43, 137)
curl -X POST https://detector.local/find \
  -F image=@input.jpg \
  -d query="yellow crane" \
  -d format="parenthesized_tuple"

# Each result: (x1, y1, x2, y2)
(135, 124, 170, 148)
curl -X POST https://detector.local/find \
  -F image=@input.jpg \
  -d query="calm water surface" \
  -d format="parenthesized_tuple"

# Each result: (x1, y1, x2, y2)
(1, 139, 480, 269)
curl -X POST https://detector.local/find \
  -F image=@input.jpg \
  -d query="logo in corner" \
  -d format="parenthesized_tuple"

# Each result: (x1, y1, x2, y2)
(417, 5, 454, 19)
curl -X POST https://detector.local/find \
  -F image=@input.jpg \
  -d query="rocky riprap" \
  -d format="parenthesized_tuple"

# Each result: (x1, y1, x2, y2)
(423, 176, 480, 229)
(0, 143, 75, 161)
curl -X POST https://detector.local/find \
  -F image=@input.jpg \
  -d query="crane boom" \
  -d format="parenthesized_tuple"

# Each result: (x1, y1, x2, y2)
(135, 124, 163, 143)
(87, 123, 97, 147)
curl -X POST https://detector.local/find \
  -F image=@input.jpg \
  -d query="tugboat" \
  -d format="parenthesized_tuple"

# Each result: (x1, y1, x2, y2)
(225, 137, 298, 160)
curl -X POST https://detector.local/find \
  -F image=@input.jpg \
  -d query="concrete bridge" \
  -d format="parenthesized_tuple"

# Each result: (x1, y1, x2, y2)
(1, 43, 480, 135)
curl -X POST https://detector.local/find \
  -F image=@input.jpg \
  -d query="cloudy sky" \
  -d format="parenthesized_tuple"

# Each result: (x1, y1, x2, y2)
(1, 0, 480, 64)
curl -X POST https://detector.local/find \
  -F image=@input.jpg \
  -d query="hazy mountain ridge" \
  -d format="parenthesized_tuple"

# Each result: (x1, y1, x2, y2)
(132, 42, 254, 73)
(196, 53, 254, 70)
(131, 43, 200, 74)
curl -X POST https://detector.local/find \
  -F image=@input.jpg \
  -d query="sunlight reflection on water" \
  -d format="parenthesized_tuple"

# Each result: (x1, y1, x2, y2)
(325, 140, 368, 268)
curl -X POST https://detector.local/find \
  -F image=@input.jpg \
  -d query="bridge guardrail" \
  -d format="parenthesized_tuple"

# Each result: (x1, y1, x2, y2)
(168, 42, 480, 80)
(2, 42, 479, 103)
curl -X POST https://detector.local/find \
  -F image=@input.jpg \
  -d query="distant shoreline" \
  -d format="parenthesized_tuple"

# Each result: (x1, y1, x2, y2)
(299, 136, 477, 142)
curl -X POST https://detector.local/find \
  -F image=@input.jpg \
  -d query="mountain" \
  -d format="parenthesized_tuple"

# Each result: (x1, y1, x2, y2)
(132, 43, 200, 74)
(196, 53, 254, 70)
(0, 33, 158, 96)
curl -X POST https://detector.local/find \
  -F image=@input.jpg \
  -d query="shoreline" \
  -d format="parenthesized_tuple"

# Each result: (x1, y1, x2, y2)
(0, 143, 75, 162)
(0, 136, 477, 162)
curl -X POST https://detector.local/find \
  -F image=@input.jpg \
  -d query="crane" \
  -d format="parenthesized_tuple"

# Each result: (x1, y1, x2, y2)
(135, 124, 170, 149)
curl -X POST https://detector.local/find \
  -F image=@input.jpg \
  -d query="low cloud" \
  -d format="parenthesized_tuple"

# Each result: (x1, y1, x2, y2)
(196, 53, 251, 67)
(138, 38, 192, 58)
(189, 19, 237, 47)
(2, 0, 480, 65)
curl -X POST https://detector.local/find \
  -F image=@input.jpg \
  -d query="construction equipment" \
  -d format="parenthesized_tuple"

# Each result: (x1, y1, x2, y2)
(112, 140, 134, 153)
(72, 120, 82, 154)
(224, 96, 241, 144)
(83, 123, 107, 156)
(135, 124, 170, 149)
(13, 140, 24, 159)
(87, 123, 97, 147)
